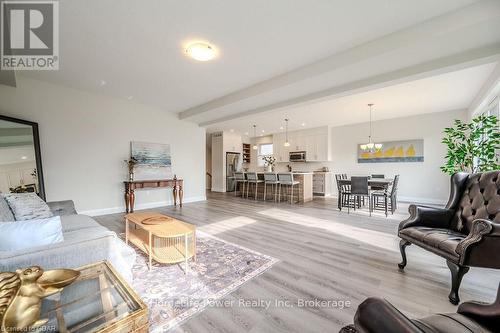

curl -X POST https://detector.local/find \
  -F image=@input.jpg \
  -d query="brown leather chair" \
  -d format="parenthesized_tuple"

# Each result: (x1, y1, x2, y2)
(340, 283, 500, 333)
(398, 171, 500, 304)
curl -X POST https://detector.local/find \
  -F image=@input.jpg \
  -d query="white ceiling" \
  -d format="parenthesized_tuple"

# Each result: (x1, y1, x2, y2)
(19, 0, 485, 113)
(205, 62, 498, 135)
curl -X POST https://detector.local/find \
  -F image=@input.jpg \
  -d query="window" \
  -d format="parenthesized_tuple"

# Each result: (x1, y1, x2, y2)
(257, 143, 273, 167)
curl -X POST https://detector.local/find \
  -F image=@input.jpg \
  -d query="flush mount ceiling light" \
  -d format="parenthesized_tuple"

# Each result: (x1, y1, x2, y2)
(185, 42, 216, 61)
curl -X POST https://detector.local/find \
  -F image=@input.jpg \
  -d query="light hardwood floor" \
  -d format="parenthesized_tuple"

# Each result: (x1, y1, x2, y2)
(95, 192, 500, 332)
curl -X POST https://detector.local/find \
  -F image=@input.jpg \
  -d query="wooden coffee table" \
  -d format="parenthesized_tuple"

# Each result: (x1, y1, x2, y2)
(125, 212, 196, 273)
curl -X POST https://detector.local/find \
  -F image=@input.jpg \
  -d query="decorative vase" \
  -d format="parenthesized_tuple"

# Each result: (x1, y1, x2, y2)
(266, 165, 272, 172)
(271, 164, 275, 172)
(129, 172, 134, 181)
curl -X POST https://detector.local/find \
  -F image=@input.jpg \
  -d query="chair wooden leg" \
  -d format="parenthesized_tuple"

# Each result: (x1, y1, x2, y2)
(447, 260, 470, 305)
(398, 239, 411, 270)
(264, 183, 267, 201)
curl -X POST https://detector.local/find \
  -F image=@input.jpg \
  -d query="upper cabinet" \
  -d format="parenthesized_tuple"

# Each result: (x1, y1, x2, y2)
(272, 126, 330, 162)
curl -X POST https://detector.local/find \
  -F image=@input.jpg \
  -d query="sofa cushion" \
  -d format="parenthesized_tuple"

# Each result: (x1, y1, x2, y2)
(60, 214, 105, 233)
(450, 171, 500, 234)
(3, 193, 53, 221)
(0, 194, 14, 222)
(0, 216, 64, 251)
(399, 227, 466, 258)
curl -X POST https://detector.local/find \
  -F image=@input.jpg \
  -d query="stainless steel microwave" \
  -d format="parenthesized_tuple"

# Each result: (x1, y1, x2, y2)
(289, 151, 306, 162)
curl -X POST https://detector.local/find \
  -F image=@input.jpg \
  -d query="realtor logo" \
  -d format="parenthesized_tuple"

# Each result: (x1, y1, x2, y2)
(1, 0, 59, 70)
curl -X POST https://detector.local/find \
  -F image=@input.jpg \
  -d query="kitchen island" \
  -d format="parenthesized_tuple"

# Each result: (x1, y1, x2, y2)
(251, 172, 313, 203)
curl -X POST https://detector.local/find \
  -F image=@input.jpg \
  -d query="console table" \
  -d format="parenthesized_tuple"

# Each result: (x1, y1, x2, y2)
(124, 179, 183, 213)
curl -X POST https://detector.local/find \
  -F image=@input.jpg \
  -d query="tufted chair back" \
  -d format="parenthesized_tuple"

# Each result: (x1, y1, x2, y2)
(450, 171, 500, 234)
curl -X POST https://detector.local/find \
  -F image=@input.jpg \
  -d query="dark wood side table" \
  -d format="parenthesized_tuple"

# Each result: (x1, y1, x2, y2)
(124, 179, 183, 213)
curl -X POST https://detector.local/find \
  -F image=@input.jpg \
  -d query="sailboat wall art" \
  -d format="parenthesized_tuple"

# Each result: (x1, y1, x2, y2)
(357, 139, 424, 163)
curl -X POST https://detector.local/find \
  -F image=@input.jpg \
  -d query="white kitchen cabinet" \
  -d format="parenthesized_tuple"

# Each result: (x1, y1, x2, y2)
(272, 125, 331, 162)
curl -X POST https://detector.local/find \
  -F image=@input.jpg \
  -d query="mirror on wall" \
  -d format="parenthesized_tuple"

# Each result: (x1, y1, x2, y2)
(0, 115, 45, 200)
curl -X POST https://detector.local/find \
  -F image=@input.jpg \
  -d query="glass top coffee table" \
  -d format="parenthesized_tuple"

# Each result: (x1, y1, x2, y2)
(40, 261, 148, 333)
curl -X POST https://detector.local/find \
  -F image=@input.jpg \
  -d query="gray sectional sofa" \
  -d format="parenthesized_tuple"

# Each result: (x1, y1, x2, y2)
(0, 200, 136, 282)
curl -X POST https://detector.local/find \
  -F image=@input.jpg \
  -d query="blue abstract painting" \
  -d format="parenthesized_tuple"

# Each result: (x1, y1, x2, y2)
(131, 141, 173, 180)
(131, 141, 171, 166)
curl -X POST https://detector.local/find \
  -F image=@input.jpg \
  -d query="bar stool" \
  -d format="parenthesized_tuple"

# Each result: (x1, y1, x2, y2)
(263, 173, 279, 201)
(246, 172, 264, 200)
(234, 172, 247, 197)
(278, 173, 300, 204)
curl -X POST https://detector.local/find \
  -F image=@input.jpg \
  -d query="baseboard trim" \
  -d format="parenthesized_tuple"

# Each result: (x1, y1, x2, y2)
(79, 196, 207, 216)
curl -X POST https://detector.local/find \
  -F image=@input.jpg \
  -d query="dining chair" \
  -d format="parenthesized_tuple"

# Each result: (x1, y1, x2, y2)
(371, 175, 399, 216)
(278, 173, 300, 204)
(347, 176, 372, 216)
(245, 172, 263, 200)
(370, 174, 386, 191)
(234, 172, 247, 197)
(263, 173, 279, 202)
(335, 174, 351, 210)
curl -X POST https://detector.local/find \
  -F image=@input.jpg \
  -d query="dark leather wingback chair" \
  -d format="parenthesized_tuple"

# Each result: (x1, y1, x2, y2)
(340, 283, 500, 333)
(398, 171, 500, 304)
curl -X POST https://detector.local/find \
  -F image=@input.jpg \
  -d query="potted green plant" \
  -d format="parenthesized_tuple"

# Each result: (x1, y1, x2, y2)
(441, 115, 500, 175)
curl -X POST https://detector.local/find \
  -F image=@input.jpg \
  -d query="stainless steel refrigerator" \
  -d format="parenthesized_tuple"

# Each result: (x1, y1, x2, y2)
(226, 152, 242, 192)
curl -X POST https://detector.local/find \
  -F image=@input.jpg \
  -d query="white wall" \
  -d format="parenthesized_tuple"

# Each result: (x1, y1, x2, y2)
(0, 77, 206, 215)
(325, 110, 465, 204)
(246, 109, 465, 204)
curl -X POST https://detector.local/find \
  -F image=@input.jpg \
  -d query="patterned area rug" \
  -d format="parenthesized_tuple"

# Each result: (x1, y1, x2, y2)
(123, 231, 278, 332)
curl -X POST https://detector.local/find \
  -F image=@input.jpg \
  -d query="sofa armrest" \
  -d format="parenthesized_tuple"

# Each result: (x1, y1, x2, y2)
(398, 205, 453, 231)
(47, 200, 77, 216)
(457, 282, 500, 330)
(455, 219, 500, 263)
(354, 298, 423, 333)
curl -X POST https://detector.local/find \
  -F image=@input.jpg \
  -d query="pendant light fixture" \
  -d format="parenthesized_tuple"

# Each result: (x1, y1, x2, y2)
(360, 104, 383, 152)
(252, 125, 258, 150)
(284, 118, 290, 147)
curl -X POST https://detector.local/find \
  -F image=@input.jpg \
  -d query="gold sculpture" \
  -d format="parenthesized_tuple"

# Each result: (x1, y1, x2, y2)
(0, 266, 80, 333)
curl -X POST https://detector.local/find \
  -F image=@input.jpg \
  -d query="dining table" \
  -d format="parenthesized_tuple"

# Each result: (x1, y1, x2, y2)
(337, 177, 394, 211)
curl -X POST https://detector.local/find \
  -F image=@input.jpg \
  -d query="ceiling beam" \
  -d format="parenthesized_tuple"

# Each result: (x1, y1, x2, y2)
(199, 44, 500, 127)
(179, 0, 500, 120)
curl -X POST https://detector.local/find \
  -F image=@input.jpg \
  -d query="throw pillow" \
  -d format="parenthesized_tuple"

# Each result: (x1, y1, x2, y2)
(3, 193, 53, 221)
(0, 194, 15, 222)
(0, 216, 64, 251)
